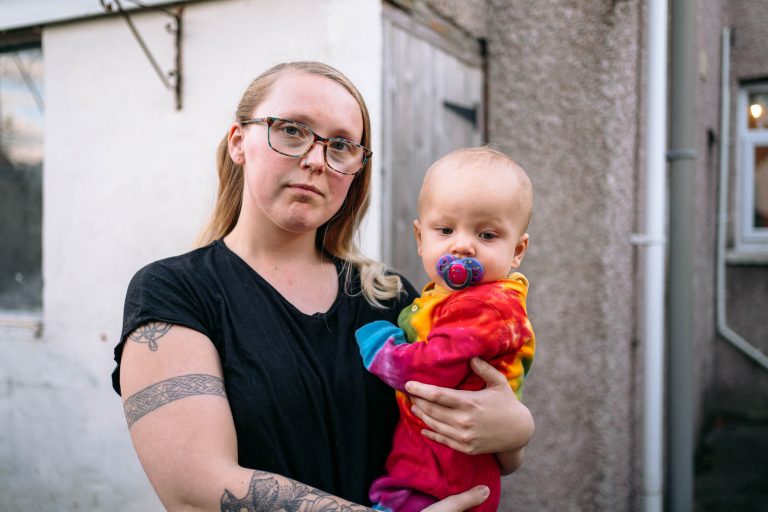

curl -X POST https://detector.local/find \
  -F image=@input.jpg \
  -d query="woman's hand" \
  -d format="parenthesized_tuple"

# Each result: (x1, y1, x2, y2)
(405, 357, 534, 457)
(422, 485, 490, 512)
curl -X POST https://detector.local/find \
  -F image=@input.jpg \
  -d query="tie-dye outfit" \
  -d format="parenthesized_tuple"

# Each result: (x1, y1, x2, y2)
(356, 273, 535, 512)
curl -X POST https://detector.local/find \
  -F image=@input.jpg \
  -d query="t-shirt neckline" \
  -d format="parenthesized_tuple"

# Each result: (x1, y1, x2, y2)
(214, 239, 345, 319)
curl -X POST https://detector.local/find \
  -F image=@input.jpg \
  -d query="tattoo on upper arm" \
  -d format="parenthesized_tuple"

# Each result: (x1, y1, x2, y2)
(129, 322, 172, 351)
(220, 471, 371, 512)
(123, 374, 226, 428)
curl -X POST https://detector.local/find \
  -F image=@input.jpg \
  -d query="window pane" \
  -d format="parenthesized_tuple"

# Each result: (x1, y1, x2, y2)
(748, 92, 768, 130)
(0, 47, 43, 311)
(756, 145, 768, 229)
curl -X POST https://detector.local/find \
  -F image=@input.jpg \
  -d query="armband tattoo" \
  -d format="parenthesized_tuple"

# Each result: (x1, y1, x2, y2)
(123, 374, 225, 428)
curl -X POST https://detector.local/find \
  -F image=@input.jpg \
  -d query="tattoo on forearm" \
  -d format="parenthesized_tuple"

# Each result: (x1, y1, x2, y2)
(123, 374, 226, 428)
(220, 471, 371, 512)
(129, 322, 172, 351)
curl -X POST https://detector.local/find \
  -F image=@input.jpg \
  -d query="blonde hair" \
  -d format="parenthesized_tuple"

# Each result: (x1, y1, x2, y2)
(198, 62, 402, 307)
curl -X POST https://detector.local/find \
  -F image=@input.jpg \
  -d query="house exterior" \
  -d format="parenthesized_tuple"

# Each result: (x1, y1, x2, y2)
(0, 1, 765, 510)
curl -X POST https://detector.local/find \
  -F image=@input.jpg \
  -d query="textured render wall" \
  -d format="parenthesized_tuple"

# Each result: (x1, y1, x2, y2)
(423, 0, 487, 38)
(400, 0, 766, 508)
(0, 0, 383, 510)
(485, 1, 641, 510)
(712, 0, 768, 415)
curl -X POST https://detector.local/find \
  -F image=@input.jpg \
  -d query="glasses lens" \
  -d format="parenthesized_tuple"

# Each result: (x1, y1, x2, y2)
(326, 139, 365, 175)
(267, 118, 367, 175)
(268, 119, 312, 155)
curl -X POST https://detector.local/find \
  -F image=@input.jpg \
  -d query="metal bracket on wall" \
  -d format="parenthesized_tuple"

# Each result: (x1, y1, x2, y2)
(100, 0, 183, 110)
(443, 100, 478, 129)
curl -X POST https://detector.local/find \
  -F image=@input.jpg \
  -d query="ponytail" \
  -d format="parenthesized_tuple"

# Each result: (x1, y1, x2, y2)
(196, 133, 243, 245)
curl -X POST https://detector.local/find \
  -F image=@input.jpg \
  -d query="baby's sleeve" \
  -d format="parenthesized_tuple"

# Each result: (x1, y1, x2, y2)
(356, 297, 510, 391)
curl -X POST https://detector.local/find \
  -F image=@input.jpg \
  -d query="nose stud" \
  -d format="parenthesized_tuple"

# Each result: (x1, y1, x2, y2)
(302, 159, 321, 174)
(436, 255, 484, 290)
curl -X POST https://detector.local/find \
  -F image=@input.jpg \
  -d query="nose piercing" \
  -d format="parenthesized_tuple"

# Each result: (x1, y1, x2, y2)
(436, 255, 484, 290)
(302, 160, 321, 174)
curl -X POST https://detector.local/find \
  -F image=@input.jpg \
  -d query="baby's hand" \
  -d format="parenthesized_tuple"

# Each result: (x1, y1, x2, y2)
(406, 357, 534, 455)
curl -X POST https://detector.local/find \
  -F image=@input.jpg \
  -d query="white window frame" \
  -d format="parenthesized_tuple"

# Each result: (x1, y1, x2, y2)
(735, 83, 768, 255)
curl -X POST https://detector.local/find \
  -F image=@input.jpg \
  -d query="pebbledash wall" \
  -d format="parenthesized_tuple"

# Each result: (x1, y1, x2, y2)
(484, 2, 639, 509)
(0, 1, 382, 510)
(427, 0, 768, 510)
(426, 1, 640, 508)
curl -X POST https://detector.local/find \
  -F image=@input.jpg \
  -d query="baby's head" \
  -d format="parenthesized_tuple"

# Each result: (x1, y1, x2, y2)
(414, 147, 532, 290)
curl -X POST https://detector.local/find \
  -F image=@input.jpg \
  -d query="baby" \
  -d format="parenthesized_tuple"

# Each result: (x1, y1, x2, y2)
(356, 147, 536, 512)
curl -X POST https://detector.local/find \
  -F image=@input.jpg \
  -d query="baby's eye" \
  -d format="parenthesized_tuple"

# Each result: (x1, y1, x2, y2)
(479, 232, 497, 240)
(438, 227, 453, 235)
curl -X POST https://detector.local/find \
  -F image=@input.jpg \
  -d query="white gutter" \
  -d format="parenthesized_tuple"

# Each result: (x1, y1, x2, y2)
(635, 1, 668, 510)
(716, 28, 768, 371)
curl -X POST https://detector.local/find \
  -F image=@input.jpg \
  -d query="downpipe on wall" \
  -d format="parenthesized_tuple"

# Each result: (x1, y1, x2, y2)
(632, 0, 668, 511)
(668, 0, 696, 509)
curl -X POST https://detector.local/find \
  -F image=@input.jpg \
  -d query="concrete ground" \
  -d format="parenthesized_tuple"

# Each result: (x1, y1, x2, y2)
(694, 415, 768, 512)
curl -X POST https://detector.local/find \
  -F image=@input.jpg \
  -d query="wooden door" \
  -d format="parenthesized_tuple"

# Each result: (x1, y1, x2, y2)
(381, 4, 484, 289)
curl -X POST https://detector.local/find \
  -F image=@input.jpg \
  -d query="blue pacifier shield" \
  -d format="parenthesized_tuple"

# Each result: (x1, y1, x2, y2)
(436, 255, 484, 290)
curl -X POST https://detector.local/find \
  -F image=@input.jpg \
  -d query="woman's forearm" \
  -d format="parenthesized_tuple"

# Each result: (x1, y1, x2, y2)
(496, 446, 526, 476)
(119, 326, 372, 512)
(123, 372, 373, 511)
(217, 469, 372, 512)
(495, 400, 533, 475)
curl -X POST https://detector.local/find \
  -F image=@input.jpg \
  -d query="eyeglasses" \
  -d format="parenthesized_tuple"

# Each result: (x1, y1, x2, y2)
(240, 116, 372, 176)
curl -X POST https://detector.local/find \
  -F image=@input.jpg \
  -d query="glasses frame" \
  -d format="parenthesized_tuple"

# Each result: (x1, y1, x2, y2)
(240, 116, 372, 176)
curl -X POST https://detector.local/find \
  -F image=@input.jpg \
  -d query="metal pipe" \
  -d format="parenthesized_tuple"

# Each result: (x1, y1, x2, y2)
(640, 1, 668, 510)
(716, 28, 768, 371)
(668, 0, 696, 509)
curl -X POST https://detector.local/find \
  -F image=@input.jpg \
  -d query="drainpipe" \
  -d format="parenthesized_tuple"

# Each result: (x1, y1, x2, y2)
(635, 0, 668, 511)
(716, 29, 768, 371)
(668, 0, 696, 510)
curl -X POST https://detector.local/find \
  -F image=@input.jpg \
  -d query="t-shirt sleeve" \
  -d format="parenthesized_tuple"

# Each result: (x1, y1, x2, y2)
(111, 259, 213, 396)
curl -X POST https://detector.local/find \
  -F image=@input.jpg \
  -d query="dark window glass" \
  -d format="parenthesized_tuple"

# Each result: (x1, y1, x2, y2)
(0, 46, 43, 311)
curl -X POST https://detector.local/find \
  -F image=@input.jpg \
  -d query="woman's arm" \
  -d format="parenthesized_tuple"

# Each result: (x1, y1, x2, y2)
(495, 446, 528, 476)
(405, 358, 535, 476)
(120, 323, 370, 511)
(121, 323, 496, 510)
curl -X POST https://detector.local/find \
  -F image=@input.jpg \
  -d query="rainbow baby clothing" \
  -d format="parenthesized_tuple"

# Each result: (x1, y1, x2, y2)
(355, 273, 535, 512)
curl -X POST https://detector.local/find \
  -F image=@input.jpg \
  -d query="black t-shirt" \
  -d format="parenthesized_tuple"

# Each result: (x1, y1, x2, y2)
(111, 240, 417, 505)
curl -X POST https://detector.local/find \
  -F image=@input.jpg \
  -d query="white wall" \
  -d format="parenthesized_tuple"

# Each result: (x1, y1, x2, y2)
(0, 1, 382, 509)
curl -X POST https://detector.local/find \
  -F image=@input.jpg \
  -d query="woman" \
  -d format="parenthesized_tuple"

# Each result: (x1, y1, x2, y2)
(112, 61, 534, 511)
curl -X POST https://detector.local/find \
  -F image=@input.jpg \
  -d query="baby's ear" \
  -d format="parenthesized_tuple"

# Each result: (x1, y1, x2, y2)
(510, 233, 529, 268)
(413, 220, 423, 256)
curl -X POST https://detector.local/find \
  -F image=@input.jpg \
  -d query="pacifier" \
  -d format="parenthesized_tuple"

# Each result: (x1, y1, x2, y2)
(436, 255, 484, 290)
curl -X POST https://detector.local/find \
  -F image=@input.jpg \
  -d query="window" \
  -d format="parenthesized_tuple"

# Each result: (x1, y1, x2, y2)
(0, 43, 43, 313)
(736, 82, 768, 254)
